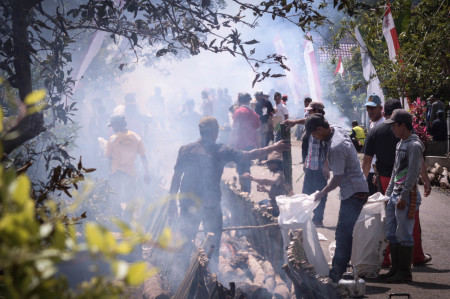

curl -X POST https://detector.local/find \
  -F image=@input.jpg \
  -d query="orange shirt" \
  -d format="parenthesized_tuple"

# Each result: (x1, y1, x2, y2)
(106, 130, 145, 176)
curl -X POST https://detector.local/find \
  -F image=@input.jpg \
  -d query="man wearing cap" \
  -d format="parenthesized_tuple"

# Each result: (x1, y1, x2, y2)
(231, 92, 261, 193)
(169, 116, 288, 274)
(254, 91, 275, 148)
(382, 109, 424, 283)
(105, 114, 151, 221)
(364, 94, 385, 195)
(363, 100, 432, 271)
(304, 113, 368, 282)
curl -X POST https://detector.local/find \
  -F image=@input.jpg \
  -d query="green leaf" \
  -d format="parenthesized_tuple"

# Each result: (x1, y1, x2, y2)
(158, 227, 172, 249)
(125, 262, 155, 286)
(85, 222, 104, 253)
(11, 175, 31, 205)
(112, 260, 129, 280)
(25, 89, 46, 105)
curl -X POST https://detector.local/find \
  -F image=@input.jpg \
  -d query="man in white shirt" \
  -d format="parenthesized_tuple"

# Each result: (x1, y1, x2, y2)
(273, 92, 289, 141)
(364, 94, 385, 195)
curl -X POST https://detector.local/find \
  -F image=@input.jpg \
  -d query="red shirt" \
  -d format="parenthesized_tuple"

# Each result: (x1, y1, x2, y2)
(232, 106, 260, 150)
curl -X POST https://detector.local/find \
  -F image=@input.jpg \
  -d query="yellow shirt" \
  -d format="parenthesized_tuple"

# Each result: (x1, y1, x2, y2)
(353, 126, 366, 146)
(106, 130, 145, 176)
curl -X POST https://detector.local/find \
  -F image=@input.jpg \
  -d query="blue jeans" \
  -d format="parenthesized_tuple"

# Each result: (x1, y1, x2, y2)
(302, 168, 328, 223)
(385, 192, 421, 247)
(330, 193, 368, 282)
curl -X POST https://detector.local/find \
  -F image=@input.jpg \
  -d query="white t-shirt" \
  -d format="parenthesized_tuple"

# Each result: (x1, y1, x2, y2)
(275, 102, 289, 121)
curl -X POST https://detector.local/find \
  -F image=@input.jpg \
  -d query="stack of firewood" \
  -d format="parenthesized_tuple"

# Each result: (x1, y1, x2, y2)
(219, 232, 290, 299)
(426, 163, 450, 189)
(284, 229, 346, 299)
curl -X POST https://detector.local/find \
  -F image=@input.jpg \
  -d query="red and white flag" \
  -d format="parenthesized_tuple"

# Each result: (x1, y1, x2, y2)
(303, 37, 322, 102)
(382, 0, 401, 61)
(355, 27, 384, 105)
(334, 56, 345, 76)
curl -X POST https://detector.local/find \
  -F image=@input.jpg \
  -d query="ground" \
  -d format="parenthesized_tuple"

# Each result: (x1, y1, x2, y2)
(222, 139, 450, 298)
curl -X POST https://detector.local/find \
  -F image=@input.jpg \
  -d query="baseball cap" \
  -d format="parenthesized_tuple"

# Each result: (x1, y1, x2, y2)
(305, 101, 325, 111)
(254, 91, 269, 97)
(364, 94, 382, 107)
(106, 114, 127, 127)
(305, 113, 327, 134)
(384, 109, 412, 125)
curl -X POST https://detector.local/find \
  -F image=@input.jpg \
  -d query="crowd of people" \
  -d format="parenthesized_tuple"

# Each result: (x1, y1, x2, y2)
(79, 86, 443, 287)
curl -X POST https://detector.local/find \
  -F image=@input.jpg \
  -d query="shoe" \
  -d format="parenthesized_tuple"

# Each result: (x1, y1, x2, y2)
(313, 220, 324, 227)
(413, 253, 432, 267)
(386, 245, 413, 283)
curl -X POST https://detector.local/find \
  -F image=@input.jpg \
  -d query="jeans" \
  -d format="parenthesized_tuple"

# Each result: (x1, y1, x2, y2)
(385, 193, 421, 247)
(330, 193, 368, 282)
(302, 168, 328, 223)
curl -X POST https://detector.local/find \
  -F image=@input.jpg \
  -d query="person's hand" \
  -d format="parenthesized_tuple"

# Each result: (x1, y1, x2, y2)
(143, 174, 151, 185)
(241, 172, 252, 180)
(396, 198, 406, 210)
(372, 174, 378, 186)
(322, 166, 330, 181)
(273, 140, 290, 152)
(282, 119, 297, 129)
(257, 184, 268, 192)
(423, 180, 431, 197)
(314, 191, 324, 201)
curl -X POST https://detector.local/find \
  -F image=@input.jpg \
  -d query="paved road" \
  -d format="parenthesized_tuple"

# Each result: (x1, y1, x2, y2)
(223, 140, 450, 298)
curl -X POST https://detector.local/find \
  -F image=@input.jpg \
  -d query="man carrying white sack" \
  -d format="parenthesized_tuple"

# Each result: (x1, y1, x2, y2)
(304, 113, 369, 283)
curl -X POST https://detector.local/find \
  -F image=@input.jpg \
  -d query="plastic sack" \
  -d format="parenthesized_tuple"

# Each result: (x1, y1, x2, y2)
(276, 192, 329, 276)
(351, 192, 389, 278)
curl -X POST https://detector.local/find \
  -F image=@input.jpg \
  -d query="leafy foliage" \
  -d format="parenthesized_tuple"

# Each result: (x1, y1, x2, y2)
(409, 97, 430, 143)
(327, 0, 449, 103)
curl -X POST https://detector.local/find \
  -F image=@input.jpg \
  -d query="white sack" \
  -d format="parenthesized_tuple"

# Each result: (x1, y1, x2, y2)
(351, 192, 389, 278)
(276, 192, 329, 276)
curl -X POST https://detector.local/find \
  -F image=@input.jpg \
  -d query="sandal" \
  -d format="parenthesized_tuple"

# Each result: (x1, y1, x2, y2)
(414, 253, 432, 266)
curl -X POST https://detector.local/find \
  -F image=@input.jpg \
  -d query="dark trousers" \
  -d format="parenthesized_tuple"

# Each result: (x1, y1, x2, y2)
(178, 200, 223, 272)
(236, 146, 255, 193)
(302, 168, 328, 223)
(330, 193, 368, 282)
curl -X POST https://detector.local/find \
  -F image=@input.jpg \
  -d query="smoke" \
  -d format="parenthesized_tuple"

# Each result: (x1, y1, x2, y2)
(63, 0, 354, 289)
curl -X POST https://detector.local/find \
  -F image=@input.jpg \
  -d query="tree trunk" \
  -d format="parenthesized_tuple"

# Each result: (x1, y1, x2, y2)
(1, 1, 46, 155)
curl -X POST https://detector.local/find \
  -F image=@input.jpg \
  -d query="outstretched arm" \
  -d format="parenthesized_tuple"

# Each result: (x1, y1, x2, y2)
(240, 140, 289, 161)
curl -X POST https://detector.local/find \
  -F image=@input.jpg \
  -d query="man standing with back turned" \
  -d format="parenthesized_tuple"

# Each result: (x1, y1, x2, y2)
(305, 113, 368, 283)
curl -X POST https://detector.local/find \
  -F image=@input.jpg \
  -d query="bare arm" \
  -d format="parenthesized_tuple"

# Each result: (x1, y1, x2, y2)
(240, 140, 289, 161)
(362, 155, 373, 179)
(245, 173, 278, 186)
(283, 118, 306, 129)
(169, 169, 183, 195)
(314, 174, 344, 201)
(420, 160, 431, 197)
